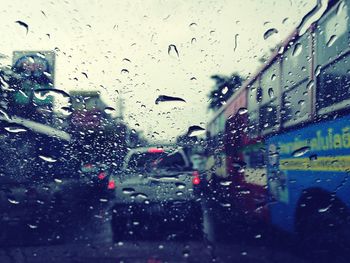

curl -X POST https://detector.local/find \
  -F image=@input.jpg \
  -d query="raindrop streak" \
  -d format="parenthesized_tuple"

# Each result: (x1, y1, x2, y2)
(155, 95, 186, 104)
(4, 126, 27, 133)
(263, 28, 278, 40)
(292, 43, 302, 56)
(326, 35, 337, 47)
(187, 125, 206, 137)
(39, 155, 57, 163)
(168, 44, 179, 58)
(297, 0, 328, 35)
(15, 20, 29, 34)
(233, 34, 239, 52)
(34, 88, 70, 99)
(292, 146, 310, 157)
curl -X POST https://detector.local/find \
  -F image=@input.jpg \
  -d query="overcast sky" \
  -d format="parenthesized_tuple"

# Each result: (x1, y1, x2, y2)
(0, 0, 316, 142)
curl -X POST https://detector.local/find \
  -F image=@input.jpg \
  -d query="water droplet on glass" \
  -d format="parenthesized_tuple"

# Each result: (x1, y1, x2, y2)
(292, 146, 310, 157)
(326, 35, 337, 47)
(15, 20, 29, 34)
(268, 88, 274, 99)
(187, 125, 205, 137)
(28, 224, 38, 229)
(220, 180, 232, 186)
(104, 107, 116, 114)
(8, 198, 19, 204)
(318, 205, 331, 213)
(292, 43, 302, 56)
(263, 28, 278, 40)
(175, 182, 186, 189)
(122, 188, 134, 194)
(155, 95, 186, 104)
(238, 108, 248, 115)
(39, 155, 57, 162)
(298, 0, 327, 35)
(168, 44, 179, 58)
(315, 65, 322, 76)
(4, 126, 27, 133)
(189, 22, 198, 29)
(191, 38, 197, 44)
(271, 74, 276, 81)
(121, 69, 129, 74)
(221, 86, 228, 94)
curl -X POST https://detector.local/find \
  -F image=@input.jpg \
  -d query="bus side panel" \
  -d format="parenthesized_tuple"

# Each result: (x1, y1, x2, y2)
(266, 115, 350, 233)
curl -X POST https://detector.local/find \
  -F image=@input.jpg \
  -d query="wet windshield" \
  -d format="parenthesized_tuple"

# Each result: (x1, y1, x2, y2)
(0, 0, 349, 262)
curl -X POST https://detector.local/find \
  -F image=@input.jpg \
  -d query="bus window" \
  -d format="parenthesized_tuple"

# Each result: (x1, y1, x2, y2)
(282, 33, 311, 90)
(282, 79, 311, 127)
(315, 0, 349, 66)
(317, 54, 350, 114)
(281, 32, 312, 127)
(259, 60, 281, 134)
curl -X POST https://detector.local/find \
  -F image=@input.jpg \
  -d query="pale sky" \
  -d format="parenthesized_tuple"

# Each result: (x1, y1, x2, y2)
(0, 0, 316, 142)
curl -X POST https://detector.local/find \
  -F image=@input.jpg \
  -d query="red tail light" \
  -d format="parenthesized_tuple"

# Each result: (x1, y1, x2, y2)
(192, 176, 200, 185)
(98, 172, 106, 180)
(108, 179, 116, 189)
(148, 148, 164, 153)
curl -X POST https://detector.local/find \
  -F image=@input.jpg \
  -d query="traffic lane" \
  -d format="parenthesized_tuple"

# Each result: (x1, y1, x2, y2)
(201, 199, 311, 262)
(0, 204, 309, 262)
(0, 185, 309, 263)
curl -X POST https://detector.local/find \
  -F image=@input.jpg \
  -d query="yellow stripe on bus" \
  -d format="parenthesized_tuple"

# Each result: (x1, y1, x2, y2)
(279, 156, 350, 172)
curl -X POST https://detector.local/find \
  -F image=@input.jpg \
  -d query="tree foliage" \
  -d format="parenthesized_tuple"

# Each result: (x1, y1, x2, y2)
(208, 73, 243, 111)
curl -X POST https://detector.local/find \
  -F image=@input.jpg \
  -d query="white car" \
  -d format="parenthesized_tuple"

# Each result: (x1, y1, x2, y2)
(110, 147, 204, 241)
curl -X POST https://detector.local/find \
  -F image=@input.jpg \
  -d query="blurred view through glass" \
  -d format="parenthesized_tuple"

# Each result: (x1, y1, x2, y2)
(0, 0, 349, 262)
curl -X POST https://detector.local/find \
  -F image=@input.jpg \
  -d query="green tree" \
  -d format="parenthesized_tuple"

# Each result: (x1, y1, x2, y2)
(208, 73, 243, 111)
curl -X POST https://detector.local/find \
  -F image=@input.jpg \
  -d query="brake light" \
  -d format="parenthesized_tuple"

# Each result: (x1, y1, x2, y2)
(148, 148, 164, 153)
(108, 179, 116, 189)
(98, 172, 107, 180)
(192, 176, 200, 185)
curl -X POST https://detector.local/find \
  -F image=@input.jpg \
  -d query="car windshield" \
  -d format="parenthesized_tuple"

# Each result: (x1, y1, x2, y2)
(0, 0, 349, 262)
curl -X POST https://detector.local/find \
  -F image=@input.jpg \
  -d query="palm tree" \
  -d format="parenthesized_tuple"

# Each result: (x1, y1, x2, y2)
(208, 73, 243, 111)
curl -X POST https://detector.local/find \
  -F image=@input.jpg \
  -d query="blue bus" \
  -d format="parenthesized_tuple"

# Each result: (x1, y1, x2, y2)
(206, 0, 350, 249)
